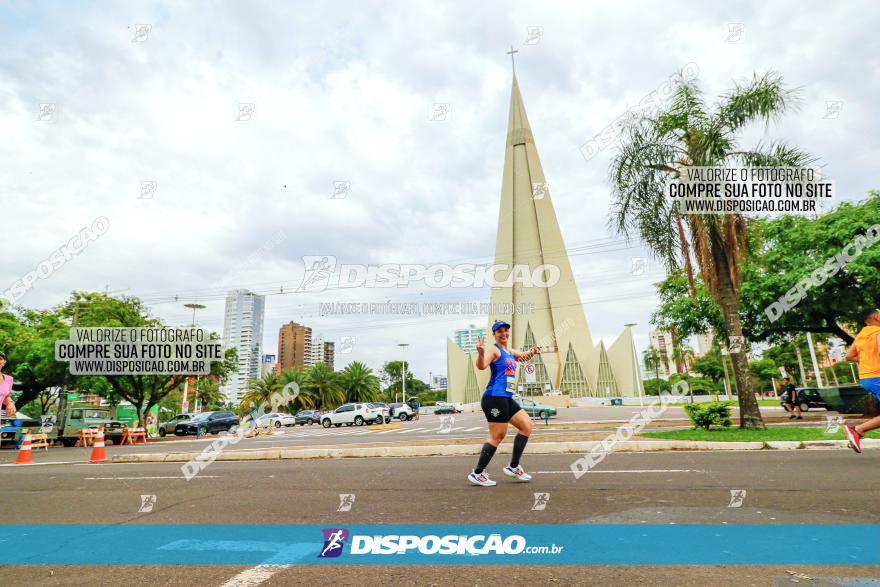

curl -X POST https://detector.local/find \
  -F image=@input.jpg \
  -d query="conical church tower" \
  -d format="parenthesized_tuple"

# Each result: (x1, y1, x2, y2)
(447, 68, 641, 401)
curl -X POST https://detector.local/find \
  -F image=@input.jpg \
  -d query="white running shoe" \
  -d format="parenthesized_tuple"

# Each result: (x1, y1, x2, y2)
(468, 471, 497, 486)
(503, 465, 532, 482)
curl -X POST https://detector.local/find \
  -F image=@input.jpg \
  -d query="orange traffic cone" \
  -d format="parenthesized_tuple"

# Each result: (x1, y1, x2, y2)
(90, 426, 106, 463)
(15, 429, 33, 464)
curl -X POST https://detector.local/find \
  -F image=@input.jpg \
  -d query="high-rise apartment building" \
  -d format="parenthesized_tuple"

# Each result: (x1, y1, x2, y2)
(323, 341, 335, 370)
(648, 330, 676, 379)
(453, 324, 485, 354)
(220, 289, 265, 404)
(278, 322, 312, 370)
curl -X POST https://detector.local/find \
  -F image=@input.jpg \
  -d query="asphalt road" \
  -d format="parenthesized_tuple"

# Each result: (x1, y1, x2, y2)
(2, 448, 879, 585)
(0, 405, 819, 465)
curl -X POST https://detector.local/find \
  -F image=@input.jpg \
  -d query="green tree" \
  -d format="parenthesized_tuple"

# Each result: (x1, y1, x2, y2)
(62, 292, 237, 425)
(193, 377, 226, 411)
(642, 378, 671, 397)
(652, 271, 724, 344)
(279, 368, 316, 412)
(380, 360, 428, 400)
(610, 72, 813, 428)
(749, 358, 779, 394)
(642, 346, 664, 395)
(691, 350, 726, 387)
(740, 192, 880, 345)
(308, 362, 344, 410)
(338, 361, 381, 403)
(241, 371, 282, 412)
(672, 340, 695, 376)
(0, 306, 70, 410)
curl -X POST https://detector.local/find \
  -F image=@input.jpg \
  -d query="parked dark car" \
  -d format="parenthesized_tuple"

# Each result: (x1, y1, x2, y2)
(295, 410, 322, 426)
(175, 411, 240, 436)
(779, 387, 828, 412)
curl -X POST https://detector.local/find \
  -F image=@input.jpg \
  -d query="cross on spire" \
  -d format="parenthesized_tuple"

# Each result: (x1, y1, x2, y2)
(506, 45, 519, 74)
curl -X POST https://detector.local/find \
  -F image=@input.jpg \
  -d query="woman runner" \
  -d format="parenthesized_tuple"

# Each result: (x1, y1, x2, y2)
(468, 320, 541, 487)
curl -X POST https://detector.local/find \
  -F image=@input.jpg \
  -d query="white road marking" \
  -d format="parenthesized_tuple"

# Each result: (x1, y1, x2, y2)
(0, 461, 88, 467)
(219, 565, 290, 587)
(395, 427, 424, 434)
(85, 475, 221, 480)
(465, 427, 484, 431)
(533, 469, 704, 474)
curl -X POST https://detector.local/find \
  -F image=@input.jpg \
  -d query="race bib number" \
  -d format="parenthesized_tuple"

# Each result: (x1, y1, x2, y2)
(506, 376, 516, 393)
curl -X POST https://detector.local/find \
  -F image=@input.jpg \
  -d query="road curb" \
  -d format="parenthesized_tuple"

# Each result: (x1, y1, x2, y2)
(111, 438, 880, 463)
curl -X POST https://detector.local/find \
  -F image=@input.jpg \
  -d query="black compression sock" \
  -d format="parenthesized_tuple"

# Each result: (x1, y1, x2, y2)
(474, 442, 498, 474)
(509, 433, 529, 468)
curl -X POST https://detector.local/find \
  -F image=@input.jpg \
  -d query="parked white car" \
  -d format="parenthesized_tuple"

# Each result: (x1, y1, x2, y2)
(389, 402, 415, 421)
(256, 412, 297, 428)
(321, 403, 383, 427)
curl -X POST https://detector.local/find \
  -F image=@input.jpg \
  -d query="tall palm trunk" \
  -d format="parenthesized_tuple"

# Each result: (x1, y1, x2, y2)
(711, 237, 764, 429)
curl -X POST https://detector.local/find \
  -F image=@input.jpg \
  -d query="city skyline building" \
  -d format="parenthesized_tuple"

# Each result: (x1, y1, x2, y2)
(220, 289, 265, 404)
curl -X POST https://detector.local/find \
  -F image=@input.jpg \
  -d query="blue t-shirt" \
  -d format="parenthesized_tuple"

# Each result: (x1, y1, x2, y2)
(484, 344, 517, 397)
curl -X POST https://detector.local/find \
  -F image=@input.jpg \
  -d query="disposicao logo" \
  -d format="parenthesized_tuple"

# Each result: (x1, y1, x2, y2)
(318, 528, 349, 558)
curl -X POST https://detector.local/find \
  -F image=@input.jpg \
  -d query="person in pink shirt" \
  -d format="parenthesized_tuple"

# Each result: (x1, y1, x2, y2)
(0, 352, 17, 417)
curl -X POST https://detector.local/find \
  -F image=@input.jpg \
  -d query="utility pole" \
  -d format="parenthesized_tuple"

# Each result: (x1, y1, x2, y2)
(795, 342, 807, 386)
(624, 324, 643, 406)
(806, 332, 823, 388)
(182, 303, 206, 413)
(398, 343, 409, 404)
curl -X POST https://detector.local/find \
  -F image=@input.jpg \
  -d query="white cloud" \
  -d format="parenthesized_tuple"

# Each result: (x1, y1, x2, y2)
(1, 0, 877, 381)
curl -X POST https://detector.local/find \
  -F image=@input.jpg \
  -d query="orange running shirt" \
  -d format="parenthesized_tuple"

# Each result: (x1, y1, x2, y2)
(854, 325, 880, 378)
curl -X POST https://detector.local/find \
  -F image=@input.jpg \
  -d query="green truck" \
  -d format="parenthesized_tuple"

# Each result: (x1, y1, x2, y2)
(15, 400, 126, 447)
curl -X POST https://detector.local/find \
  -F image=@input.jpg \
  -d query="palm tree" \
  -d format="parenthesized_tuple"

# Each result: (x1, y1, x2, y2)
(610, 72, 814, 428)
(672, 342, 695, 376)
(279, 367, 316, 412)
(240, 371, 283, 413)
(642, 347, 664, 396)
(308, 362, 344, 410)
(338, 361, 381, 403)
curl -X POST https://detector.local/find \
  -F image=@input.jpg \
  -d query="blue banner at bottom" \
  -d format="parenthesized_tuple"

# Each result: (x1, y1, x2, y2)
(0, 524, 877, 565)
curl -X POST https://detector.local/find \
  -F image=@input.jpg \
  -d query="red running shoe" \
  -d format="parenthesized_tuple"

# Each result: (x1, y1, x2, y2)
(844, 425, 863, 453)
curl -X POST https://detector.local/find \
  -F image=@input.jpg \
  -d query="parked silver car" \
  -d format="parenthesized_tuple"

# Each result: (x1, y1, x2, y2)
(158, 413, 193, 437)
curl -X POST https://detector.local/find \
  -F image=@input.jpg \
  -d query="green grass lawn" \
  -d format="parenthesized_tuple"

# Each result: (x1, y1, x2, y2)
(641, 426, 879, 442)
(756, 399, 783, 406)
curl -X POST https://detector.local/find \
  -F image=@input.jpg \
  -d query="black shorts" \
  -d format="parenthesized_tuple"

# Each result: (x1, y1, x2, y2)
(481, 395, 522, 423)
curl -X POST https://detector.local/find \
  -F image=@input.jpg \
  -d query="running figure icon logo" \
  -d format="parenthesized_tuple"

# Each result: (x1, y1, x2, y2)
(728, 336, 745, 354)
(439, 414, 454, 433)
(298, 256, 337, 292)
(138, 495, 157, 513)
(728, 489, 746, 508)
(825, 415, 845, 433)
(532, 493, 550, 510)
(318, 528, 349, 558)
(337, 493, 356, 512)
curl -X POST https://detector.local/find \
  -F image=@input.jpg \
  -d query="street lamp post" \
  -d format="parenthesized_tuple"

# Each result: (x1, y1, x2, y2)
(182, 304, 206, 413)
(398, 343, 409, 404)
(624, 324, 643, 406)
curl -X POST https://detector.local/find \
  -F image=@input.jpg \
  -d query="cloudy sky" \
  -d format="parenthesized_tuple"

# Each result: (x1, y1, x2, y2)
(2, 1, 878, 382)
